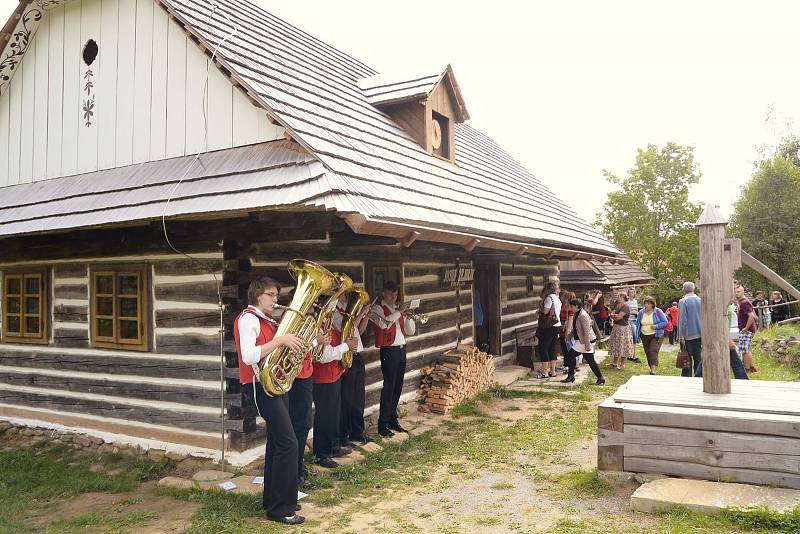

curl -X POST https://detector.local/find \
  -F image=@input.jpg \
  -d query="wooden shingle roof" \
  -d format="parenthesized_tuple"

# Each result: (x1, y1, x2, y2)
(0, 0, 622, 259)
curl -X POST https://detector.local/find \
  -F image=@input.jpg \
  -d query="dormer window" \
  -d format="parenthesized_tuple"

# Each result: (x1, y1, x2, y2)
(358, 65, 469, 163)
(431, 112, 450, 160)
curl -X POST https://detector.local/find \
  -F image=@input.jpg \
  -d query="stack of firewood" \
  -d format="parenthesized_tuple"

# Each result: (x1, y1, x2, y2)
(418, 345, 495, 414)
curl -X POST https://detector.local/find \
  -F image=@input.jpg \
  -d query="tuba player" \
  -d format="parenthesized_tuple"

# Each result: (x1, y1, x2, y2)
(234, 276, 305, 525)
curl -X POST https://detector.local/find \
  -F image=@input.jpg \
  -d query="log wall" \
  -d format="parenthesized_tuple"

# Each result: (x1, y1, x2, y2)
(239, 227, 475, 427)
(499, 259, 559, 360)
(0, 224, 226, 449)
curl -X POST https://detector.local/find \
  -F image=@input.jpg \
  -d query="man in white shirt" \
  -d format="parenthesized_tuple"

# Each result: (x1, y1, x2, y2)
(371, 280, 416, 437)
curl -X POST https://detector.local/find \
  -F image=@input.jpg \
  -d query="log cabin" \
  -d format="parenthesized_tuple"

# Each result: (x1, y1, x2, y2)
(0, 0, 622, 454)
(560, 254, 655, 298)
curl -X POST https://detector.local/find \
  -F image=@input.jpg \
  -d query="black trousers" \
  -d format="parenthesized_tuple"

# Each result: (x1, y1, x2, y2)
(565, 348, 603, 381)
(668, 328, 676, 345)
(312, 380, 341, 459)
(537, 326, 559, 361)
(287, 376, 313, 479)
(252, 382, 298, 518)
(378, 345, 406, 429)
(340, 352, 366, 441)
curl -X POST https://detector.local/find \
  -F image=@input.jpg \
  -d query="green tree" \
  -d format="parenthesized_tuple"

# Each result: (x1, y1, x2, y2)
(730, 154, 800, 294)
(597, 143, 703, 303)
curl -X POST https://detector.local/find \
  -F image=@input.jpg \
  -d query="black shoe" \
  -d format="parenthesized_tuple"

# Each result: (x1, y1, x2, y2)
(388, 423, 407, 433)
(560, 375, 575, 383)
(595, 378, 606, 385)
(267, 514, 305, 525)
(331, 446, 352, 457)
(378, 427, 394, 437)
(316, 457, 338, 469)
(296, 504, 302, 511)
(299, 477, 317, 491)
(359, 435, 374, 444)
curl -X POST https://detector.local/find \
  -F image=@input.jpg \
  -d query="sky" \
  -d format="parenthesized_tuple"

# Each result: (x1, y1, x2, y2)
(4, 0, 800, 224)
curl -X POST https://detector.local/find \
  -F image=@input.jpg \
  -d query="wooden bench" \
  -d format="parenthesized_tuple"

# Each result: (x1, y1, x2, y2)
(515, 325, 537, 368)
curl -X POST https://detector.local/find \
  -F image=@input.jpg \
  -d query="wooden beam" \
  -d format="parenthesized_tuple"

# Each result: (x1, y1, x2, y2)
(514, 245, 528, 256)
(696, 204, 730, 394)
(401, 231, 421, 248)
(741, 250, 800, 301)
(545, 250, 556, 260)
(464, 238, 481, 252)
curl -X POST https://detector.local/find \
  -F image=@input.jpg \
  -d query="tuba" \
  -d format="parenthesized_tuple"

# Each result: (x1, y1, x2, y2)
(311, 272, 354, 362)
(340, 287, 371, 369)
(256, 259, 338, 397)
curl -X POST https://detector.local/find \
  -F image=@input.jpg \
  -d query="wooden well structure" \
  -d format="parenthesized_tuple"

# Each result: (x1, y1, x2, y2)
(598, 205, 800, 489)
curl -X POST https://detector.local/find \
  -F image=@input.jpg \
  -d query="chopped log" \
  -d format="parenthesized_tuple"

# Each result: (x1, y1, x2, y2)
(417, 344, 495, 414)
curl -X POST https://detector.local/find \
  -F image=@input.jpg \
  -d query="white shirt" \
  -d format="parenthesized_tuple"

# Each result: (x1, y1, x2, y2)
(237, 306, 276, 366)
(332, 305, 364, 352)
(238, 305, 328, 366)
(543, 294, 562, 328)
(372, 299, 416, 346)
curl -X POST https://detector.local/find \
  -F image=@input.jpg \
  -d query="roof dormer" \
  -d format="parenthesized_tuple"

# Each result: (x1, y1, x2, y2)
(358, 65, 469, 162)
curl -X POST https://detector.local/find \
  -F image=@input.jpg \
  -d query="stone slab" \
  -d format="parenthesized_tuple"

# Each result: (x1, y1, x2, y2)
(358, 441, 383, 453)
(631, 478, 800, 515)
(192, 469, 234, 482)
(230, 475, 262, 495)
(493, 365, 532, 386)
(334, 451, 365, 466)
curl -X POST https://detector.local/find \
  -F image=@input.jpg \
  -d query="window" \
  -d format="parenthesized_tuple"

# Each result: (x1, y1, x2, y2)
(2, 271, 48, 344)
(367, 264, 402, 302)
(90, 268, 149, 350)
(431, 111, 451, 160)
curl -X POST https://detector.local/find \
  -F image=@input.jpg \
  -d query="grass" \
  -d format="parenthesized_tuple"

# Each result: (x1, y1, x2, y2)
(751, 325, 800, 381)
(2, 336, 798, 533)
(44, 511, 157, 534)
(548, 469, 611, 498)
(0, 442, 172, 533)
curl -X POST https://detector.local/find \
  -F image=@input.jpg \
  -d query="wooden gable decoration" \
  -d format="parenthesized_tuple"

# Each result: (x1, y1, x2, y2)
(357, 65, 469, 162)
(0, 0, 283, 186)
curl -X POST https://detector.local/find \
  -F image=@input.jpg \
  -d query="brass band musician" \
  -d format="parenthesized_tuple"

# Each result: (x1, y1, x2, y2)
(371, 280, 416, 437)
(334, 291, 373, 445)
(311, 300, 358, 468)
(234, 276, 306, 525)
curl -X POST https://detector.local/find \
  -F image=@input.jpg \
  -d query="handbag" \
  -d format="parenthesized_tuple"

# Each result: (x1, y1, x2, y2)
(675, 341, 690, 369)
(539, 296, 557, 328)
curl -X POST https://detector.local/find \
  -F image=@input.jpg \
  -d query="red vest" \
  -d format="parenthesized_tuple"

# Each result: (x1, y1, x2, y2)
(234, 308, 276, 385)
(297, 351, 314, 380)
(312, 328, 346, 384)
(373, 303, 407, 348)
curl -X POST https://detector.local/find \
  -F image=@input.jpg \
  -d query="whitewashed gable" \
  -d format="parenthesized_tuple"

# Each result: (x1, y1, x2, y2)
(0, 0, 284, 187)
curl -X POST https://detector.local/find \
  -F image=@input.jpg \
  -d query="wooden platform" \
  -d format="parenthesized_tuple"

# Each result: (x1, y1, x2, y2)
(598, 375, 800, 489)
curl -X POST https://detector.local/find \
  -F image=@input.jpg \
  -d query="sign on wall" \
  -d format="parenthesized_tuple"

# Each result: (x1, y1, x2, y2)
(441, 266, 474, 287)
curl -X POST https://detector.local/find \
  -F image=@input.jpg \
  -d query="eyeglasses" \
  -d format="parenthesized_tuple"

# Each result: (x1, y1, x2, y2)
(263, 291, 279, 298)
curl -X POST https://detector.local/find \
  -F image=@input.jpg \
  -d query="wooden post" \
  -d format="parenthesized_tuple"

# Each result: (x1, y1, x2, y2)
(696, 205, 731, 394)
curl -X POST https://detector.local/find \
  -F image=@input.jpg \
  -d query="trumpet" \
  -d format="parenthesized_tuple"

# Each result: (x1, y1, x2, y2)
(367, 308, 391, 329)
(403, 310, 430, 325)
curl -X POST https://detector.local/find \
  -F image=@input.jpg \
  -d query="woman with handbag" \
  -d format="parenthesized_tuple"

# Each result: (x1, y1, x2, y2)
(608, 293, 635, 369)
(536, 281, 562, 378)
(635, 296, 669, 375)
(561, 298, 605, 384)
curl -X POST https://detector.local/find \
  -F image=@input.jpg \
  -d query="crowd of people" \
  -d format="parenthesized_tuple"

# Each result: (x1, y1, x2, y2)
(536, 281, 793, 383)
